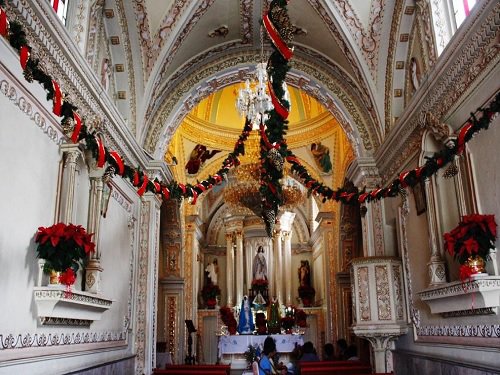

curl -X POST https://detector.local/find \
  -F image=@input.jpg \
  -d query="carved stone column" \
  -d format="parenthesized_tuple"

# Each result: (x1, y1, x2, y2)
(235, 230, 244, 304)
(361, 200, 385, 257)
(273, 230, 283, 303)
(424, 177, 447, 286)
(85, 175, 104, 293)
(58, 143, 83, 223)
(283, 231, 293, 306)
(313, 211, 336, 342)
(135, 193, 162, 375)
(84, 152, 106, 293)
(225, 232, 235, 307)
(279, 212, 295, 306)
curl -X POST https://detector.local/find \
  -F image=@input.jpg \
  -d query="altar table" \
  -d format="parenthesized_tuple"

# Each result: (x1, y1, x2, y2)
(218, 334, 303, 370)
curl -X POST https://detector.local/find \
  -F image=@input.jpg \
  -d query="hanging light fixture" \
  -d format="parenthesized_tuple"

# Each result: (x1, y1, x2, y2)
(235, 63, 274, 128)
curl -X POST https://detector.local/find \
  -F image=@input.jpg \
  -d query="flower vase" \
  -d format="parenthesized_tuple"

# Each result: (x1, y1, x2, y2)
(466, 256, 486, 274)
(49, 270, 61, 285)
(206, 298, 217, 309)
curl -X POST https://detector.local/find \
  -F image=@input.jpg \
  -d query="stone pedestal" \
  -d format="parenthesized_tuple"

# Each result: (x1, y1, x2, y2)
(85, 258, 103, 293)
(351, 257, 408, 373)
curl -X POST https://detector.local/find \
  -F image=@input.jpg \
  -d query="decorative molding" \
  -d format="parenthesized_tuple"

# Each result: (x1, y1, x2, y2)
(375, 265, 391, 320)
(333, 0, 385, 76)
(378, 1, 499, 182)
(145, 50, 377, 158)
(40, 317, 93, 326)
(0, 76, 63, 145)
(135, 200, 151, 374)
(7, 0, 148, 171)
(0, 330, 126, 350)
(34, 287, 113, 326)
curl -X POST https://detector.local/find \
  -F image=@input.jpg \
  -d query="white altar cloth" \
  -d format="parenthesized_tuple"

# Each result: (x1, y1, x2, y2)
(218, 334, 303, 356)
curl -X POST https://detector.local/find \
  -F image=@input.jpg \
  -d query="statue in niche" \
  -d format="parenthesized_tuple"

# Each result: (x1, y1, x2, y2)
(410, 57, 421, 92)
(205, 258, 219, 285)
(185, 144, 221, 175)
(252, 246, 268, 281)
(298, 260, 311, 287)
(237, 296, 254, 334)
(310, 142, 332, 173)
(100, 58, 112, 92)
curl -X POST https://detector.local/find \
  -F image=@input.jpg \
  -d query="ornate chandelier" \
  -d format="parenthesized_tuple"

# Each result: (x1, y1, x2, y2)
(235, 63, 274, 127)
(223, 133, 304, 217)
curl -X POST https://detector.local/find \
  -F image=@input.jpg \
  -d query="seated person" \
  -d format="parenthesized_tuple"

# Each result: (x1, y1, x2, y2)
(299, 341, 320, 362)
(323, 343, 335, 361)
(336, 338, 348, 360)
(345, 344, 360, 361)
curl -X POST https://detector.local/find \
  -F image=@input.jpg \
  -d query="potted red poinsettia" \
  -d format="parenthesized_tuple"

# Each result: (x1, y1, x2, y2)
(35, 223, 96, 286)
(444, 214, 497, 279)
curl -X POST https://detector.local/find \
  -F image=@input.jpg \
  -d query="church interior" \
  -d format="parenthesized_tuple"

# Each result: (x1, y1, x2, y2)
(0, 0, 499, 374)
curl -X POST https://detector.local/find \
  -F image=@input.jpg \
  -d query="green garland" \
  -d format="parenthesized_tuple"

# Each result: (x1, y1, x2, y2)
(2, 3, 499, 219)
(260, 0, 294, 236)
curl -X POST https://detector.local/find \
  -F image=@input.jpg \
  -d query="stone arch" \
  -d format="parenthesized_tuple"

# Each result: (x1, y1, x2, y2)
(143, 52, 379, 159)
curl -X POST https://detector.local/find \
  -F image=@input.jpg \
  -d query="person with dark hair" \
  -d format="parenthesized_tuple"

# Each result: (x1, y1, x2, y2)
(336, 339, 348, 360)
(299, 341, 320, 362)
(323, 343, 334, 361)
(345, 344, 359, 361)
(259, 336, 277, 375)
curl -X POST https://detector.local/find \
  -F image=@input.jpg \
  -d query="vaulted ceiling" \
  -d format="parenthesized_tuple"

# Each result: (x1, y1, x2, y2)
(102, 0, 413, 160)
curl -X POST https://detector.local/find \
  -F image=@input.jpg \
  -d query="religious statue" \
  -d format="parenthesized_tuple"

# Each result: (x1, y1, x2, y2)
(410, 57, 420, 91)
(237, 296, 255, 334)
(310, 142, 332, 173)
(267, 297, 281, 334)
(252, 246, 268, 281)
(184, 144, 221, 175)
(298, 260, 311, 287)
(205, 258, 218, 285)
(100, 58, 111, 92)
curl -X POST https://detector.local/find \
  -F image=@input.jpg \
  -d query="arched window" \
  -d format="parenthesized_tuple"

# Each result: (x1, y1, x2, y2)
(50, 0, 69, 25)
(430, 0, 477, 55)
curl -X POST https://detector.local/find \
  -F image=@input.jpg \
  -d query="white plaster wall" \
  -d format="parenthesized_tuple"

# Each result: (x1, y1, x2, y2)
(0, 91, 60, 330)
(393, 83, 500, 372)
(0, 41, 136, 374)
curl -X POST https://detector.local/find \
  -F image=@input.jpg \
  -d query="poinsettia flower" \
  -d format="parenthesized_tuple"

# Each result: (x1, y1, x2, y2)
(59, 268, 76, 286)
(463, 238, 479, 254)
(485, 215, 497, 237)
(459, 264, 474, 282)
(36, 222, 67, 247)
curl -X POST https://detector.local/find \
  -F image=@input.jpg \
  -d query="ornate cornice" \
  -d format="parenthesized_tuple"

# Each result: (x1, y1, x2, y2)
(6, 0, 151, 173)
(377, 1, 499, 183)
(0, 74, 63, 145)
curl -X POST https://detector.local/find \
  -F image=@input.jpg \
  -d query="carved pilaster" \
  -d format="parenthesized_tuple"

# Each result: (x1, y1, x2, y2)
(424, 177, 447, 286)
(225, 232, 234, 307)
(273, 230, 283, 304)
(58, 143, 84, 224)
(235, 230, 244, 305)
(283, 231, 293, 306)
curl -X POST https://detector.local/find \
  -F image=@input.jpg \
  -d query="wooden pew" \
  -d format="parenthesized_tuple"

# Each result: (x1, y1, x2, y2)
(298, 360, 372, 375)
(153, 364, 231, 375)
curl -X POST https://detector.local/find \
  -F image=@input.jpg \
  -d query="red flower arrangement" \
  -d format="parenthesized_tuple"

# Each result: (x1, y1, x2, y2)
(444, 214, 496, 264)
(202, 283, 221, 300)
(219, 306, 237, 334)
(35, 223, 95, 286)
(295, 308, 307, 328)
